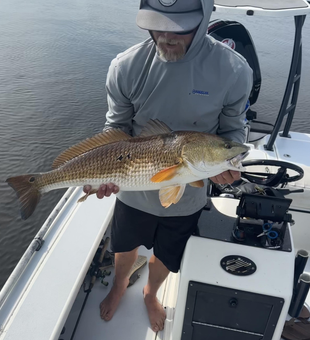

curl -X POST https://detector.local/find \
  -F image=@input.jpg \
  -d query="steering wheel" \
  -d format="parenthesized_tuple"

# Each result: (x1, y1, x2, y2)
(241, 159, 304, 187)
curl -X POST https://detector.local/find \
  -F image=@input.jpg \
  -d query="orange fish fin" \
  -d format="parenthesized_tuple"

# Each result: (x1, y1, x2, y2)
(151, 164, 181, 183)
(159, 185, 186, 208)
(139, 119, 172, 137)
(52, 129, 131, 169)
(189, 180, 204, 188)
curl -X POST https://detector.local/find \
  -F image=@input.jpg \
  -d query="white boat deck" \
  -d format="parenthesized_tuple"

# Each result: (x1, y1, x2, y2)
(1, 189, 310, 340)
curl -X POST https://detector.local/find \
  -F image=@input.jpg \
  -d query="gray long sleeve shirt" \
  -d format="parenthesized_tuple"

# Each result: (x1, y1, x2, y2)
(104, 1, 253, 216)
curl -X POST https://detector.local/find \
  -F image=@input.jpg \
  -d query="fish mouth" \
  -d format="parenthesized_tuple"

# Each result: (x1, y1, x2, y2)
(228, 151, 249, 170)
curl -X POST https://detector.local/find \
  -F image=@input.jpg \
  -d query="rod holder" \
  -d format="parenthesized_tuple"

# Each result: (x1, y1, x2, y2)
(294, 249, 309, 289)
(289, 273, 310, 318)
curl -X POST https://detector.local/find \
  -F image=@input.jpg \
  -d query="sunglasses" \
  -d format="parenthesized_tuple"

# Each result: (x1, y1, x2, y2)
(174, 28, 197, 35)
(155, 27, 197, 36)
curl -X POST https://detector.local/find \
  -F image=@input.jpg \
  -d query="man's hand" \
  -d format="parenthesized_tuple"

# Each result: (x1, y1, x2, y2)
(83, 183, 119, 199)
(209, 170, 241, 185)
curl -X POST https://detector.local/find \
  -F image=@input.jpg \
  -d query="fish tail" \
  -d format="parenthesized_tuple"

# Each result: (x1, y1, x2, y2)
(6, 174, 42, 220)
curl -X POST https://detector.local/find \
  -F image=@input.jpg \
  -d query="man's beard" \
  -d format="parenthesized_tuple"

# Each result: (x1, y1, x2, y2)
(156, 36, 187, 62)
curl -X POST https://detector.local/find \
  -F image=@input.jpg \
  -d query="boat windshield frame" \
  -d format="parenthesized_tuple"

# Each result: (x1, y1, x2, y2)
(214, 0, 310, 17)
(213, 1, 310, 151)
(265, 14, 306, 150)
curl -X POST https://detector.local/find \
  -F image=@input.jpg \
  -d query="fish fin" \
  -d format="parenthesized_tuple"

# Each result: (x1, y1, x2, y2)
(139, 119, 172, 137)
(6, 174, 41, 220)
(159, 185, 186, 208)
(151, 163, 182, 183)
(189, 180, 204, 188)
(77, 189, 98, 203)
(52, 129, 131, 169)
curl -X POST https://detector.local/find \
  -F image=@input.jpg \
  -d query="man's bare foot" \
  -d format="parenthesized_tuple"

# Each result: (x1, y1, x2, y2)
(100, 277, 129, 321)
(143, 290, 166, 332)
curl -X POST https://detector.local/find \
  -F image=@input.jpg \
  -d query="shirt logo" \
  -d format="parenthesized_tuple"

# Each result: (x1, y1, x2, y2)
(158, 0, 177, 7)
(192, 89, 209, 96)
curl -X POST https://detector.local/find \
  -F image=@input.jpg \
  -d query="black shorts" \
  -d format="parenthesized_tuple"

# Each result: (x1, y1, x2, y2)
(110, 198, 202, 273)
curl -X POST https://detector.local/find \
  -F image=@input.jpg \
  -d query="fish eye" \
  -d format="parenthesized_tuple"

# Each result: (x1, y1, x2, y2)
(224, 143, 232, 149)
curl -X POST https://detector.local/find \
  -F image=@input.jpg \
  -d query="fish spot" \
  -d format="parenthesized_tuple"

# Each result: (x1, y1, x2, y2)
(117, 153, 131, 161)
(225, 143, 232, 149)
(29, 176, 36, 183)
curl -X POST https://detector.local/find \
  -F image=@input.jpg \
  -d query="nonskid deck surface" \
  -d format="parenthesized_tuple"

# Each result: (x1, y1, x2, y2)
(63, 245, 161, 340)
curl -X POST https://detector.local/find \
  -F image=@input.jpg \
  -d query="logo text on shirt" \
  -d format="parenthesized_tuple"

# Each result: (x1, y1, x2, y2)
(192, 89, 209, 96)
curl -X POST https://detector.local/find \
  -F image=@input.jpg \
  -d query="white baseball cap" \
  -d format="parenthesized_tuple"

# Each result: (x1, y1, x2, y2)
(136, 0, 203, 33)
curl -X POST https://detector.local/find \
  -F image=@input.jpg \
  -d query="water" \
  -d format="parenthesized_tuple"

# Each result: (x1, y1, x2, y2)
(0, 0, 309, 290)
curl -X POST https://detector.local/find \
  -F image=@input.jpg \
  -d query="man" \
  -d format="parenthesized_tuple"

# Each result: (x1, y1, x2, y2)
(84, 0, 253, 332)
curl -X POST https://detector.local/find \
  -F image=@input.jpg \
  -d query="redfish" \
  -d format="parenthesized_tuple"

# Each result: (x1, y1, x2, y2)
(6, 120, 249, 219)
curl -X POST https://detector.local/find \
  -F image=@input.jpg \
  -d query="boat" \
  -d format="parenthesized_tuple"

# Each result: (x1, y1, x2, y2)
(1, 1, 310, 339)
